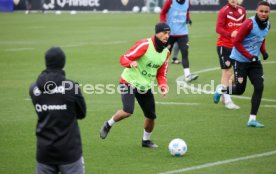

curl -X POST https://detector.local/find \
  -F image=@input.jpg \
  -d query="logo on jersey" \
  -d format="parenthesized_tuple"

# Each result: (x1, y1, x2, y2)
(43, 0, 55, 10)
(225, 60, 231, 67)
(237, 77, 243, 84)
(238, 9, 243, 15)
(33, 87, 42, 96)
(35, 104, 67, 112)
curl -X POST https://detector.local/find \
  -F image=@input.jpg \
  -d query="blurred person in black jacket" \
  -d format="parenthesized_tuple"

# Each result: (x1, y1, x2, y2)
(25, 0, 45, 14)
(29, 47, 86, 174)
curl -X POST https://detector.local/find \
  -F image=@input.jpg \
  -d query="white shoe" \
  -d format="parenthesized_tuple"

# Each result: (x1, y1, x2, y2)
(225, 101, 240, 110)
(184, 74, 199, 82)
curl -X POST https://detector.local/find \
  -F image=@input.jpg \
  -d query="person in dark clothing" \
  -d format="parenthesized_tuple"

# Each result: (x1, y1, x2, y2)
(29, 47, 86, 174)
(25, 0, 45, 14)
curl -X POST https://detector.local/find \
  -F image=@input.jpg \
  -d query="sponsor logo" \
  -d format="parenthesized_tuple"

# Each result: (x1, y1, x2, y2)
(33, 87, 42, 96)
(225, 60, 231, 67)
(45, 86, 66, 94)
(43, 0, 55, 9)
(228, 22, 243, 27)
(190, 0, 219, 5)
(35, 104, 67, 112)
(238, 9, 243, 15)
(237, 77, 243, 84)
(44, 81, 66, 94)
(43, 0, 100, 10)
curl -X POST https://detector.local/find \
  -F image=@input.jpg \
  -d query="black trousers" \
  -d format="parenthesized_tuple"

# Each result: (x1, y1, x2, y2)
(226, 60, 264, 115)
(120, 84, 156, 119)
(168, 35, 189, 69)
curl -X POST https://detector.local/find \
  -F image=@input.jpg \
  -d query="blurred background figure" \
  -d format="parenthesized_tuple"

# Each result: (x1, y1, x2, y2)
(25, 0, 31, 14)
(160, 0, 198, 82)
(25, 0, 45, 14)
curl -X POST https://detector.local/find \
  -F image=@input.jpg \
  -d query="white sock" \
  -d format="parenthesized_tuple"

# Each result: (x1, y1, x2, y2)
(216, 84, 225, 94)
(248, 115, 256, 122)
(143, 130, 151, 141)
(223, 94, 232, 103)
(107, 117, 115, 127)
(184, 68, 191, 77)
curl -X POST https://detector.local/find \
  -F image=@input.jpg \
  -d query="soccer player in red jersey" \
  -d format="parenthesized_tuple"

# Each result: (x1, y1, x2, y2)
(216, 0, 246, 109)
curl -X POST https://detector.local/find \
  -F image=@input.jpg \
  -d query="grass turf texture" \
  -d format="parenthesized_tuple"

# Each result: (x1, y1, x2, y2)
(0, 12, 276, 174)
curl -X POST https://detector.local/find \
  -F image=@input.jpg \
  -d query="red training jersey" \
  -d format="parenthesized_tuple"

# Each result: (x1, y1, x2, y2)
(216, 3, 246, 48)
(119, 37, 170, 91)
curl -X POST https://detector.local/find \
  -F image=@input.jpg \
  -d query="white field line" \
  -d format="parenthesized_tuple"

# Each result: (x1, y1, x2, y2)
(4, 41, 127, 51)
(61, 41, 127, 48)
(5, 48, 34, 52)
(193, 61, 276, 75)
(261, 105, 276, 108)
(156, 102, 200, 106)
(176, 61, 276, 102)
(158, 150, 276, 174)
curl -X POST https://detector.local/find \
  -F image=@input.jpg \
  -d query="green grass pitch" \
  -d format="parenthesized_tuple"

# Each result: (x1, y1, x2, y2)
(0, 12, 276, 174)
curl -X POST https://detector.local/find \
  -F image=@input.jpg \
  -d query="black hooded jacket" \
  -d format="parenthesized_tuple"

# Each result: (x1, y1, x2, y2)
(29, 69, 86, 165)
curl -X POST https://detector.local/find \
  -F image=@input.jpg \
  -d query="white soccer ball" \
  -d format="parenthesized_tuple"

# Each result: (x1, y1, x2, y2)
(132, 6, 140, 13)
(70, 10, 77, 15)
(141, 6, 149, 13)
(102, 9, 108, 13)
(168, 138, 187, 156)
(55, 11, 61, 15)
(154, 6, 161, 13)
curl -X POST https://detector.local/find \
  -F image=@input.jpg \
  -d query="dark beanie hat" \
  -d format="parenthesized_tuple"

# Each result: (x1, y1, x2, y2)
(45, 47, 66, 70)
(155, 22, 170, 34)
(176, 0, 185, 4)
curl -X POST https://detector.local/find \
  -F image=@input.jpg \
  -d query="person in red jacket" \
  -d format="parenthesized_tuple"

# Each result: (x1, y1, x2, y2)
(100, 22, 170, 148)
(216, 0, 246, 109)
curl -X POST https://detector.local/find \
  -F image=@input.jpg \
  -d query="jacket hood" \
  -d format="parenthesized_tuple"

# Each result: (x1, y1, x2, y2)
(36, 69, 66, 91)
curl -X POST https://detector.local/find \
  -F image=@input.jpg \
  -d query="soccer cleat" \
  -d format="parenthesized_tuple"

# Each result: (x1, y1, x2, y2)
(247, 120, 264, 128)
(142, 140, 158, 148)
(224, 101, 240, 110)
(213, 85, 224, 104)
(172, 59, 181, 64)
(100, 121, 111, 139)
(213, 91, 221, 104)
(184, 74, 199, 82)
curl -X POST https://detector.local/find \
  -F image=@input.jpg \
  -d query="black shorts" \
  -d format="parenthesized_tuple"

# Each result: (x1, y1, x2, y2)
(168, 35, 189, 52)
(232, 60, 263, 87)
(119, 84, 156, 119)
(217, 46, 233, 69)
